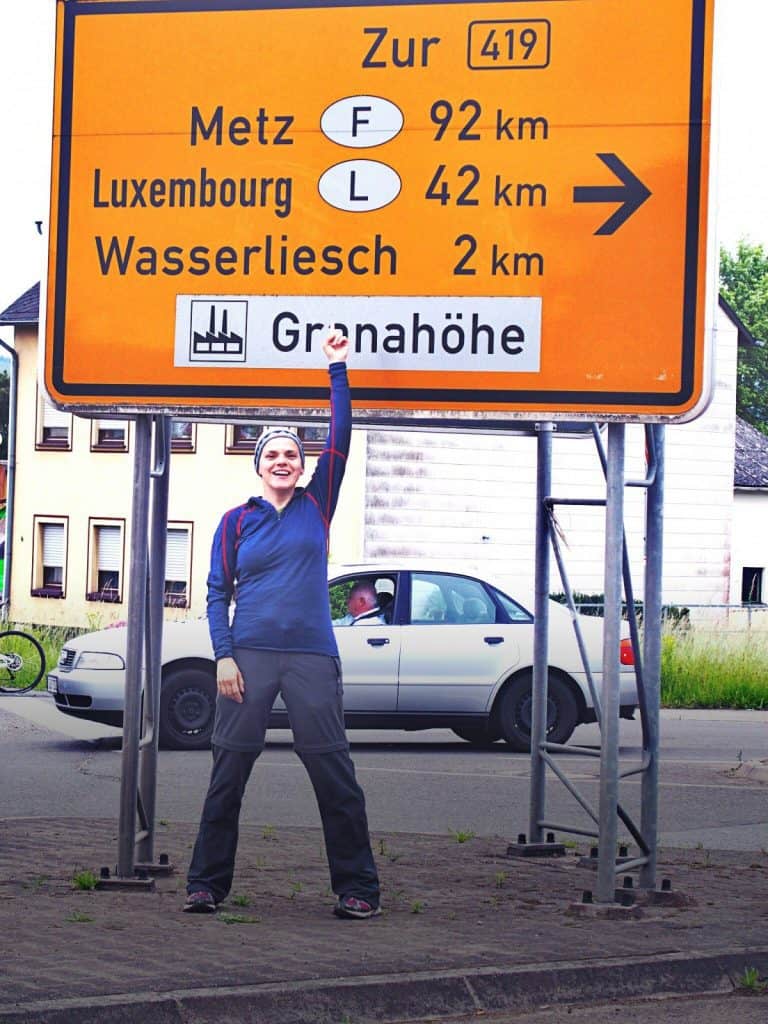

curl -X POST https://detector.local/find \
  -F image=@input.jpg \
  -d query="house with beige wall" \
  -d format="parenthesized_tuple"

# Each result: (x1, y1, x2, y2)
(0, 282, 763, 630)
(1, 283, 366, 630)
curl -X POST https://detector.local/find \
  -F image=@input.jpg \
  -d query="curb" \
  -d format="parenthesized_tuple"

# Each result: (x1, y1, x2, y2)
(2, 949, 766, 1024)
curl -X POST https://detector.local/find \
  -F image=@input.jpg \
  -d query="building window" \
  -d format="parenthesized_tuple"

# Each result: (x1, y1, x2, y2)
(225, 423, 260, 454)
(36, 394, 72, 451)
(87, 520, 124, 603)
(91, 418, 129, 452)
(741, 567, 764, 605)
(225, 424, 325, 456)
(170, 420, 196, 453)
(31, 517, 67, 598)
(165, 525, 192, 607)
(298, 426, 325, 455)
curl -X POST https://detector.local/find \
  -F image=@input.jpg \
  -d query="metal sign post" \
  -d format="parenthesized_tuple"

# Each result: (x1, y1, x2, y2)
(596, 423, 625, 903)
(515, 422, 670, 906)
(527, 424, 552, 847)
(639, 425, 665, 890)
(115, 416, 152, 881)
(136, 416, 172, 870)
(105, 416, 172, 884)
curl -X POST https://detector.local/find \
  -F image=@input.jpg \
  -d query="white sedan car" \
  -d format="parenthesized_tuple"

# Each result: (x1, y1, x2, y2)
(48, 563, 637, 750)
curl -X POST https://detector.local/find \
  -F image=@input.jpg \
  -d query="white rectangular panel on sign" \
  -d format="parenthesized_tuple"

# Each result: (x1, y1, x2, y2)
(174, 295, 542, 373)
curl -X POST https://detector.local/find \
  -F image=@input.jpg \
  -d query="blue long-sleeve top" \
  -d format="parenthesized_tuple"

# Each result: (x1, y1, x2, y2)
(206, 362, 351, 660)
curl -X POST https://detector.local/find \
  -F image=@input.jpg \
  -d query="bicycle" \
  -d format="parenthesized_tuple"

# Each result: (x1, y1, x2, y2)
(0, 625, 46, 694)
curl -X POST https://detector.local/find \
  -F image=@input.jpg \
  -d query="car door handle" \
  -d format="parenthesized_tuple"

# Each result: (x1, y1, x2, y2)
(367, 637, 390, 647)
(484, 636, 504, 645)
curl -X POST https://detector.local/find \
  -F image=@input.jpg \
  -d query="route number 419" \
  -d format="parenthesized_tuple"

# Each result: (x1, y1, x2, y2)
(467, 19, 551, 70)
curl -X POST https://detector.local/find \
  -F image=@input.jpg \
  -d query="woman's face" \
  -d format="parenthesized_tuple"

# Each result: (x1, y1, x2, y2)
(258, 439, 303, 492)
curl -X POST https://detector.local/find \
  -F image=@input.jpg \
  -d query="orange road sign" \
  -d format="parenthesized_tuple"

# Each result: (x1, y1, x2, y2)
(45, 0, 714, 422)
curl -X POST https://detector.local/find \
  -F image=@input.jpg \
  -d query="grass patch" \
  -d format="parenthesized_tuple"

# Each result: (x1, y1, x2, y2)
(449, 828, 476, 844)
(22, 874, 49, 891)
(661, 627, 768, 709)
(72, 869, 99, 891)
(66, 911, 94, 923)
(736, 966, 767, 993)
(10, 623, 85, 690)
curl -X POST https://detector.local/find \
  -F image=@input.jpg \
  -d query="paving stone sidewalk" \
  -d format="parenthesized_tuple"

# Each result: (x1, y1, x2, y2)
(1, 818, 767, 1023)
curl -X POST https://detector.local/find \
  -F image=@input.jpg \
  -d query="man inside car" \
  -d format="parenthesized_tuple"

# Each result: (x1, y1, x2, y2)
(334, 581, 387, 626)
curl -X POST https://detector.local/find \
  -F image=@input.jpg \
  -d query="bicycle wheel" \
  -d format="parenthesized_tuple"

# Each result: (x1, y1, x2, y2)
(0, 631, 46, 694)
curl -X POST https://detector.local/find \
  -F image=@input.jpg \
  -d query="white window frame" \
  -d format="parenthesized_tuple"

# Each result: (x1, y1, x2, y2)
(164, 522, 193, 608)
(36, 391, 72, 451)
(170, 420, 196, 453)
(31, 515, 68, 598)
(90, 418, 129, 453)
(86, 518, 125, 603)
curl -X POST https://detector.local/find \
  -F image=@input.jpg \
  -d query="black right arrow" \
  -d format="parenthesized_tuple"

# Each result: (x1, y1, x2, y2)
(573, 153, 651, 235)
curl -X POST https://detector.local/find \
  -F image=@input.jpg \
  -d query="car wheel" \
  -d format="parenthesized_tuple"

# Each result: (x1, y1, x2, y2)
(452, 725, 501, 746)
(159, 666, 216, 750)
(498, 672, 579, 752)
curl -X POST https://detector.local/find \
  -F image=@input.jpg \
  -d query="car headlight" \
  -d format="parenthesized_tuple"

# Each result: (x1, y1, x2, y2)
(74, 651, 126, 670)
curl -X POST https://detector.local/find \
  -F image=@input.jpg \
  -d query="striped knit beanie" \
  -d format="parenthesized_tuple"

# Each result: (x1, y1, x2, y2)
(254, 428, 305, 475)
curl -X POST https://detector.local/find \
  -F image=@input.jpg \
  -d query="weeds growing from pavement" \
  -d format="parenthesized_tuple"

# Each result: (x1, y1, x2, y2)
(219, 913, 260, 925)
(72, 869, 99, 891)
(410, 900, 425, 914)
(66, 911, 94, 923)
(450, 829, 476, 844)
(736, 967, 767, 993)
(231, 893, 251, 907)
(22, 875, 49, 891)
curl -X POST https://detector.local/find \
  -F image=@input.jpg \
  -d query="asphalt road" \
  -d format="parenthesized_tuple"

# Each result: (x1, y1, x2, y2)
(2, 694, 766, 852)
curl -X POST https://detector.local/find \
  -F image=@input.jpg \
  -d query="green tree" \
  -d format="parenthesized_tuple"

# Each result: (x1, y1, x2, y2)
(719, 241, 768, 434)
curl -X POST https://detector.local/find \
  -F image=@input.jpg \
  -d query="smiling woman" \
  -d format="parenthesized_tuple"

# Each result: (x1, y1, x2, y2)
(185, 325, 382, 919)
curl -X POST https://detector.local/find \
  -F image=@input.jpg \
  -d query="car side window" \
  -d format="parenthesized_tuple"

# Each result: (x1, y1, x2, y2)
(410, 575, 448, 623)
(491, 587, 533, 623)
(410, 573, 498, 625)
(330, 576, 396, 625)
(449, 579, 496, 624)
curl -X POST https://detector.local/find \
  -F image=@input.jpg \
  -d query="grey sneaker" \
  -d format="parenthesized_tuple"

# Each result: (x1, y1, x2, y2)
(334, 895, 381, 919)
(183, 890, 217, 913)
